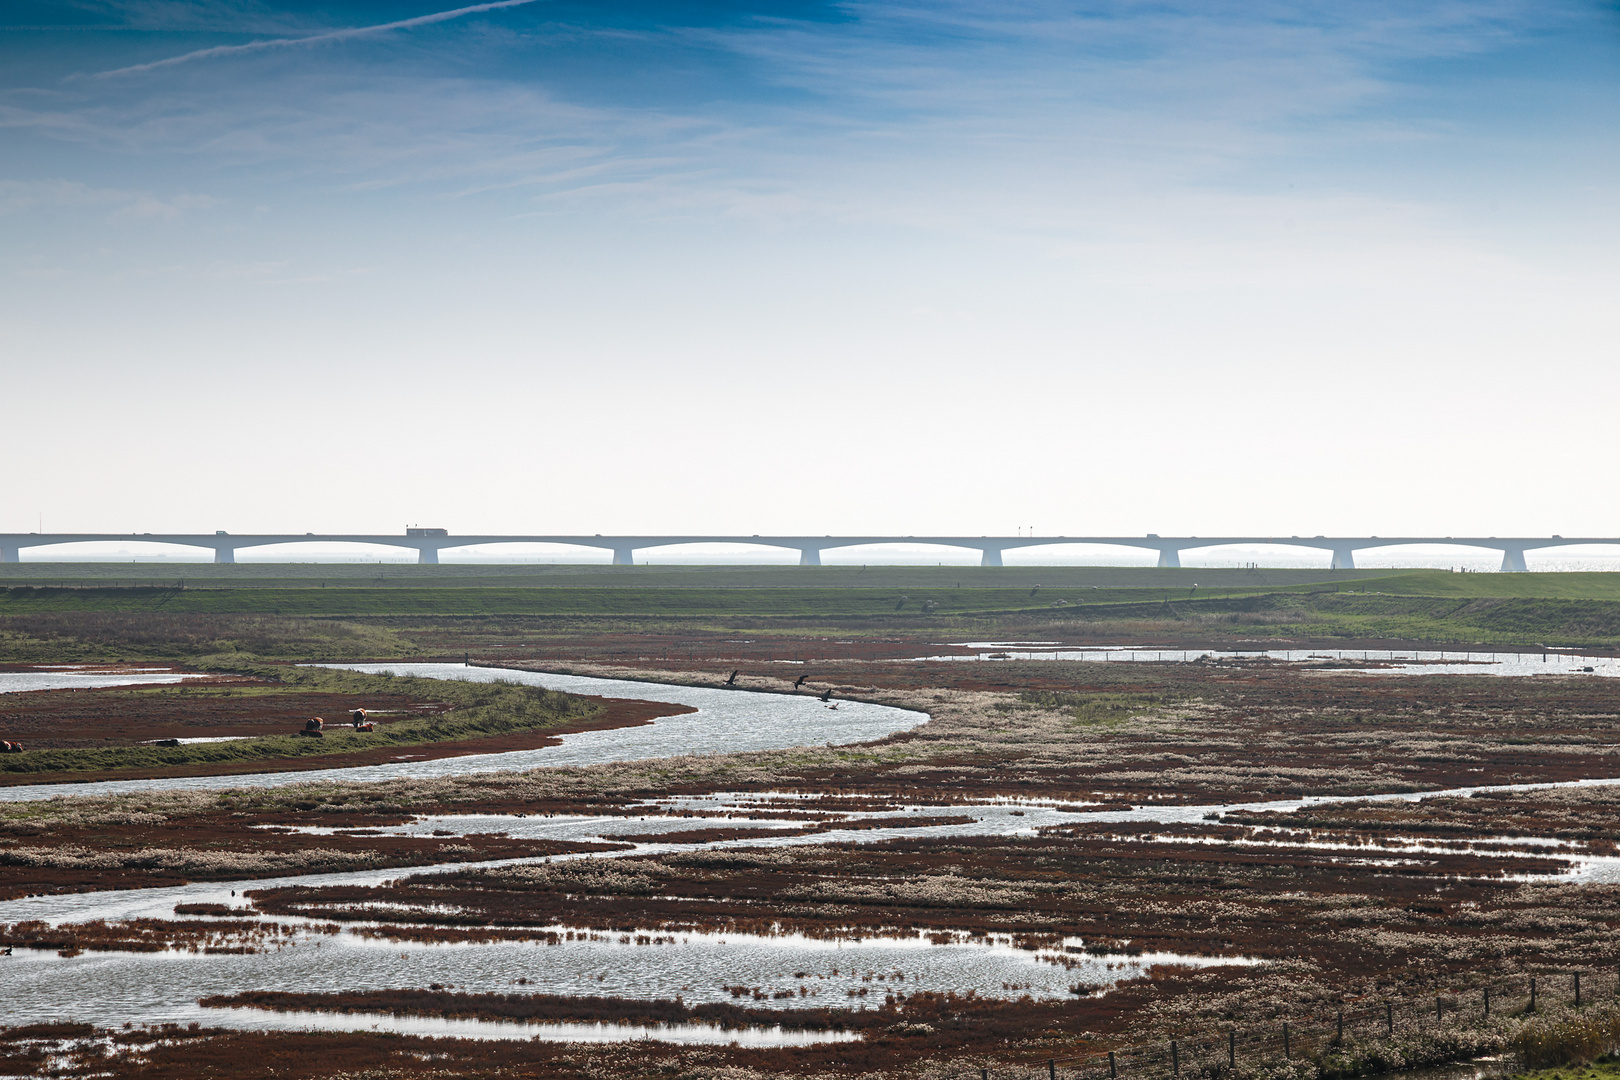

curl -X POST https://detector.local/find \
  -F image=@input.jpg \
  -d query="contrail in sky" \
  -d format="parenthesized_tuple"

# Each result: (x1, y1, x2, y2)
(93, 0, 548, 77)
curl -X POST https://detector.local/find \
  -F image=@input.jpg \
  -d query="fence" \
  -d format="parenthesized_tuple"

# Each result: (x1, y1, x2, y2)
(947, 970, 1617, 1080)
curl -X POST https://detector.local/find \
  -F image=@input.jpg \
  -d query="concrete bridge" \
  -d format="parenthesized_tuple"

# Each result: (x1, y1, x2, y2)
(0, 532, 1608, 572)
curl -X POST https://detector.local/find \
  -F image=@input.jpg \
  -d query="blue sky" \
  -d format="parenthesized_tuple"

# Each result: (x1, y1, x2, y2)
(2, 1, 1617, 542)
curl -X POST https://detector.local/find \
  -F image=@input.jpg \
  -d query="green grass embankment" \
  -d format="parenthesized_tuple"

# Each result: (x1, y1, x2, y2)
(1037, 588, 1620, 647)
(5, 570, 1620, 650)
(0, 569, 1573, 618)
(0, 563, 1402, 591)
(0, 583, 1304, 617)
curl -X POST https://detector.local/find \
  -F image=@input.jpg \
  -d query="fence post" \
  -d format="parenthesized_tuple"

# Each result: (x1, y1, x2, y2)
(1576, 972, 1582, 1008)
(1437, 996, 1443, 1022)
(1284, 1023, 1291, 1060)
(1228, 1031, 1235, 1069)
(1484, 988, 1490, 1018)
(1049, 1060, 1056, 1080)
(1337, 1011, 1344, 1043)
(1172, 1041, 1179, 1076)
(1531, 977, 1537, 1012)
(982, 1070, 989, 1080)
(1385, 1003, 1393, 1034)
(1108, 1051, 1116, 1079)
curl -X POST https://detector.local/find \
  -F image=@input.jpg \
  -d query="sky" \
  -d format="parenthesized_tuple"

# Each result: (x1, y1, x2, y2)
(2, 0, 1618, 549)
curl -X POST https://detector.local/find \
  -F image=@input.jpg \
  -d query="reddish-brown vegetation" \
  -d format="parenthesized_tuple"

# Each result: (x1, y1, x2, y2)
(0, 677, 440, 749)
(0, 916, 303, 955)
(243, 832, 1582, 972)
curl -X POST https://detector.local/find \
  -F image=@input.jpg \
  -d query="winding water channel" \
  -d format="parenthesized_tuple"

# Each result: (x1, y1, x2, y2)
(0, 664, 929, 802)
(2, 662, 1617, 1043)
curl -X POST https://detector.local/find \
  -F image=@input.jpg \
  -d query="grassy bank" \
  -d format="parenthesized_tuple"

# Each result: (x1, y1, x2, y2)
(6, 570, 1620, 665)
(0, 664, 597, 780)
(0, 563, 1403, 590)
(1034, 589, 1620, 647)
(0, 583, 1206, 617)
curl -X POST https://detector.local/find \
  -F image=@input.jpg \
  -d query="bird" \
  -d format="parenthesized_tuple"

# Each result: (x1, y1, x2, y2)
(724, 670, 739, 686)
(819, 688, 833, 702)
(794, 674, 809, 689)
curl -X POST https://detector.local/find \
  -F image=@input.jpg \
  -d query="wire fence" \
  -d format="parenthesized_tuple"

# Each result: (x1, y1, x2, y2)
(944, 970, 1618, 1080)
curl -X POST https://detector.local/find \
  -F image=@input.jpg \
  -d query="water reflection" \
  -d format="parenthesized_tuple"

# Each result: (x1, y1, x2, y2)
(0, 669, 202, 694)
(915, 644, 1618, 678)
(0, 911, 1243, 1032)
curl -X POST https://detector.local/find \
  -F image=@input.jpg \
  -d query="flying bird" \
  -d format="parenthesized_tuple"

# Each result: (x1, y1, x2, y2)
(794, 674, 809, 689)
(819, 688, 833, 702)
(725, 670, 739, 686)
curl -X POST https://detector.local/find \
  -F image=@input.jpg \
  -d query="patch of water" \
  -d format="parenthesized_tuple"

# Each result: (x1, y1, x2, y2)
(0, 670, 203, 694)
(0, 910, 1246, 1032)
(913, 645, 1619, 679)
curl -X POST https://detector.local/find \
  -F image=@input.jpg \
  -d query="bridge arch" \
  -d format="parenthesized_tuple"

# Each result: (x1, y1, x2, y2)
(815, 542, 989, 566)
(628, 542, 803, 565)
(2, 540, 217, 562)
(997, 543, 1161, 566)
(431, 542, 616, 564)
(226, 541, 421, 563)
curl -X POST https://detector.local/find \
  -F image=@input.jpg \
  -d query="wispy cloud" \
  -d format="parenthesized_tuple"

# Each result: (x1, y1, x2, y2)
(5, 0, 1610, 250)
(0, 178, 217, 219)
(92, 0, 550, 77)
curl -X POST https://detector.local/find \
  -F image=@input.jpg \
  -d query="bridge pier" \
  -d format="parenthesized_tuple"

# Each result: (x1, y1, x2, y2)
(799, 548, 822, 566)
(0, 545, 18, 564)
(1500, 547, 1528, 573)
(418, 547, 440, 565)
(213, 547, 235, 565)
(1156, 548, 1181, 568)
(980, 547, 1003, 567)
(1330, 546, 1356, 570)
(612, 546, 636, 566)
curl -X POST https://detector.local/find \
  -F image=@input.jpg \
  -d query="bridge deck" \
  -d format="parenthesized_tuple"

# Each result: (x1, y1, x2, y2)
(0, 534, 1607, 570)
